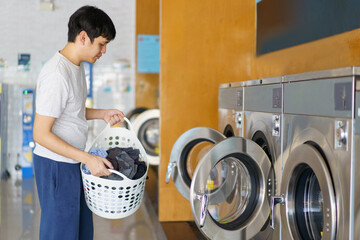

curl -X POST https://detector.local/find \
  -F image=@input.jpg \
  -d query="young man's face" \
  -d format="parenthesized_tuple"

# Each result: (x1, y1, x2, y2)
(84, 36, 110, 63)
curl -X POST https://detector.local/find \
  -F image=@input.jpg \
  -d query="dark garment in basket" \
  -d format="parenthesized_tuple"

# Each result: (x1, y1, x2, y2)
(132, 161, 147, 180)
(107, 147, 140, 163)
(117, 152, 137, 179)
(103, 147, 146, 180)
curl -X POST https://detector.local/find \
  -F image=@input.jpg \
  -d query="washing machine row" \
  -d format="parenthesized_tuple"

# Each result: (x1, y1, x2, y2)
(125, 108, 160, 166)
(165, 66, 360, 240)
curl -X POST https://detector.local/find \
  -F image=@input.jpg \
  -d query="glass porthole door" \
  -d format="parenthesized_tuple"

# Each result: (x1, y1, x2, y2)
(280, 143, 337, 240)
(190, 137, 271, 240)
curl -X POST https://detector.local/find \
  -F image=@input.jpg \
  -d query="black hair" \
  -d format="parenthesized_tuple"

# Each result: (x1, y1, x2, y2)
(67, 5, 116, 43)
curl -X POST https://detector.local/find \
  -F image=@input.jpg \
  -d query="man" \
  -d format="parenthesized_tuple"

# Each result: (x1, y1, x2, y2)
(33, 5, 122, 240)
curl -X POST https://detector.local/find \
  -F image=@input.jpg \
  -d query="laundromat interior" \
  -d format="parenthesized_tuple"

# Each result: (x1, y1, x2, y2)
(2, 0, 360, 239)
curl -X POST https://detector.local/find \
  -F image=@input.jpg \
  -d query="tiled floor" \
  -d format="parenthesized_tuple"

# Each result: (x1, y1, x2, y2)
(0, 166, 205, 240)
(0, 177, 167, 240)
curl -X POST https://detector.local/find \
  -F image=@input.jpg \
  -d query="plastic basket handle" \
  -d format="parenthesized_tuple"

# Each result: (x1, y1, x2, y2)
(99, 117, 133, 132)
(123, 117, 133, 131)
(85, 117, 134, 152)
(104, 117, 133, 131)
(108, 169, 128, 180)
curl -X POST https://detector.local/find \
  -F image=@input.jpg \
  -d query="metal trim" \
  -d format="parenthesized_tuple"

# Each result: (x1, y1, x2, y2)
(219, 82, 242, 89)
(284, 66, 360, 83)
(219, 76, 282, 89)
(241, 77, 282, 86)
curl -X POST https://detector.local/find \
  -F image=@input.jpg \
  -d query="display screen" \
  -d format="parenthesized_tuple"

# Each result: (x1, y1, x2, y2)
(256, 0, 360, 55)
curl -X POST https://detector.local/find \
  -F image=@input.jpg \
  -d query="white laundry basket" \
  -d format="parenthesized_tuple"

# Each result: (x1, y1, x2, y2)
(80, 118, 149, 219)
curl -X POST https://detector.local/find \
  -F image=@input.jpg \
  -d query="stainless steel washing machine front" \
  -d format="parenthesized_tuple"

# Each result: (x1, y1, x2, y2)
(274, 67, 360, 240)
(186, 77, 283, 240)
(218, 82, 243, 137)
(242, 77, 283, 240)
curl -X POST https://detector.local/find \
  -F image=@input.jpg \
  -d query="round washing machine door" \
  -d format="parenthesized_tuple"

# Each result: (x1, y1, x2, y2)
(124, 107, 148, 129)
(165, 127, 226, 200)
(132, 109, 160, 165)
(189, 137, 271, 240)
(280, 143, 336, 240)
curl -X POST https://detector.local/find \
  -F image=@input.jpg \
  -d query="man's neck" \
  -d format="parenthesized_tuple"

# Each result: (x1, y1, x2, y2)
(59, 43, 82, 66)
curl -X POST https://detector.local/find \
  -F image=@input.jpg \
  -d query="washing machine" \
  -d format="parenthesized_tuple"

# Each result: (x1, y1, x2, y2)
(218, 82, 243, 137)
(124, 107, 148, 130)
(131, 109, 160, 165)
(164, 82, 243, 200)
(271, 67, 360, 240)
(241, 77, 282, 240)
(126, 107, 148, 122)
(187, 77, 283, 240)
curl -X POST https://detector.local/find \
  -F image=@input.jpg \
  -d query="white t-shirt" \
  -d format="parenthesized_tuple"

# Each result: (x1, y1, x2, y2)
(33, 52, 88, 164)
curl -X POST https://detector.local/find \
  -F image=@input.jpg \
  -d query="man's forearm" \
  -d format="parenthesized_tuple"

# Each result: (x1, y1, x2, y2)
(86, 108, 105, 120)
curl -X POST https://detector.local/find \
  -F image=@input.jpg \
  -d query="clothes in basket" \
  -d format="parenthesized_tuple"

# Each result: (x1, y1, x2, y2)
(81, 148, 108, 174)
(104, 147, 147, 180)
(82, 147, 147, 180)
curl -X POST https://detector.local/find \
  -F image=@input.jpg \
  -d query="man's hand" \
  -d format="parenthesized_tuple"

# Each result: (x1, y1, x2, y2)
(103, 109, 124, 126)
(85, 154, 114, 177)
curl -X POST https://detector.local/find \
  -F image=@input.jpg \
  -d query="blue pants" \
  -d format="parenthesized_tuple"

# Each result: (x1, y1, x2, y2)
(33, 154, 94, 240)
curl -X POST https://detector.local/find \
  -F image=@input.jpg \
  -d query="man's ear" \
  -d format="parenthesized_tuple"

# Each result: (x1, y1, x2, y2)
(78, 30, 88, 45)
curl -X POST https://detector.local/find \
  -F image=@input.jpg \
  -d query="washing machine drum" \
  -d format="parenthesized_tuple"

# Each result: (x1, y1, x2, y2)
(190, 137, 271, 240)
(132, 109, 160, 165)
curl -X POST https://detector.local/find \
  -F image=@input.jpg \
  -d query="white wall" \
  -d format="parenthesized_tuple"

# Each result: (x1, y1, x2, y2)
(0, 1, 136, 176)
(0, 0, 136, 72)
(0, 0, 136, 114)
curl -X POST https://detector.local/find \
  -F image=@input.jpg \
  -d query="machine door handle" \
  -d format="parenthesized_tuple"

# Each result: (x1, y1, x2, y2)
(270, 195, 284, 229)
(165, 162, 176, 184)
(195, 193, 209, 228)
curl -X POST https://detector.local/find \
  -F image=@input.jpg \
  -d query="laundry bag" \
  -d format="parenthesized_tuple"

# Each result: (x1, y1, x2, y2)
(80, 118, 149, 219)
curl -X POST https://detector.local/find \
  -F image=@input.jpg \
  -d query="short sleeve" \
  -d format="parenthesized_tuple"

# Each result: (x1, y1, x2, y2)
(35, 72, 69, 118)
